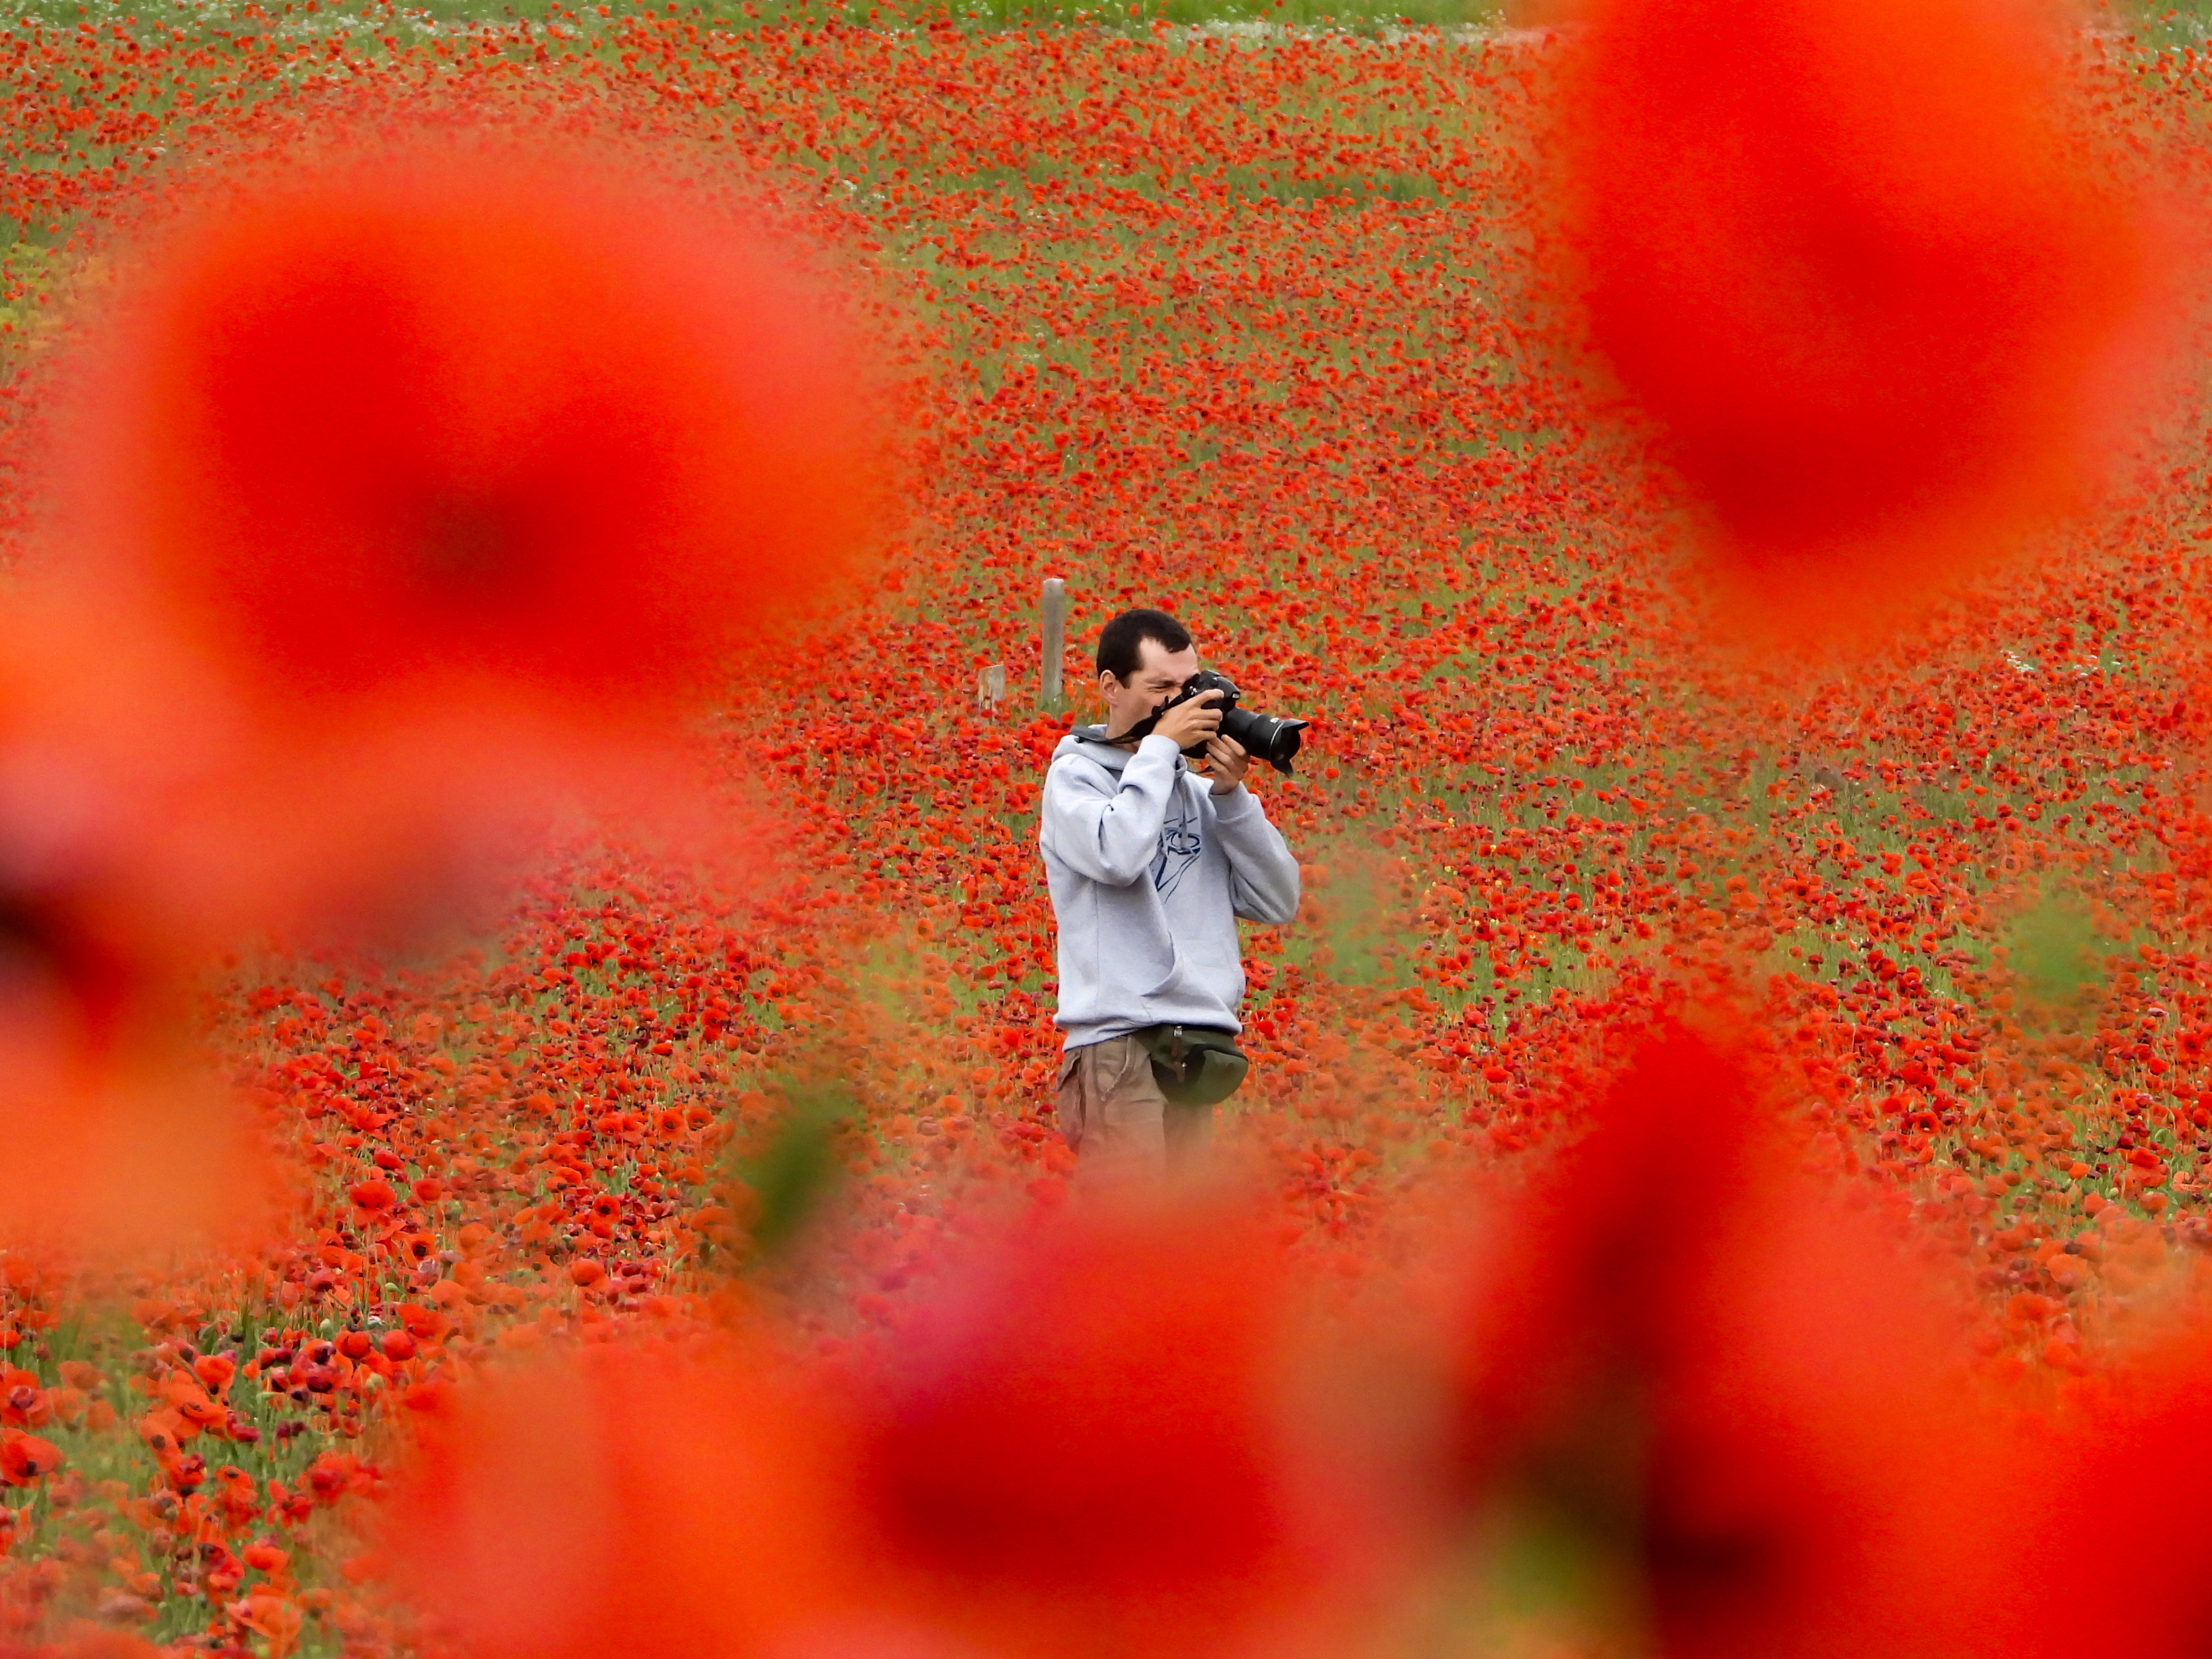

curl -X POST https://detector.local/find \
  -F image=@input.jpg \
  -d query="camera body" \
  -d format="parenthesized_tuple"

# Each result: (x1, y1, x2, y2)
(1139, 668, 1308, 776)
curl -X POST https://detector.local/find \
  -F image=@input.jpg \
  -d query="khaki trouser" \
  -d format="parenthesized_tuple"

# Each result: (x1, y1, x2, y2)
(1056, 1034, 1213, 1187)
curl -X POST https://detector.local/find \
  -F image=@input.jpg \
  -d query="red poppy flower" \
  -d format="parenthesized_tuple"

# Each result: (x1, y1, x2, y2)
(382, 1337, 858, 1659)
(228, 1593, 304, 1658)
(1992, 1333, 2212, 1659)
(0, 1027, 273, 1253)
(80, 141, 875, 719)
(852, 1201, 1375, 1657)
(347, 1180, 398, 1215)
(1563, 0, 2142, 634)
(1449, 1029, 2012, 1659)
(27, 143, 867, 951)
(0, 1428, 62, 1486)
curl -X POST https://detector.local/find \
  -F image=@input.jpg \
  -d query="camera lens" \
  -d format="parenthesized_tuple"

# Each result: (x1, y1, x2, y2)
(1221, 707, 1306, 774)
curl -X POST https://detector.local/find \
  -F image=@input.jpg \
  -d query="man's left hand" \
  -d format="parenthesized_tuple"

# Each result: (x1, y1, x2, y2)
(1194, 732, 1250, 795)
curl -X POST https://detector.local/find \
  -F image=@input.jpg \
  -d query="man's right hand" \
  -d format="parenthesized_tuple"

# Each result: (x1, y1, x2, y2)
(1150, 690, 1224, 753)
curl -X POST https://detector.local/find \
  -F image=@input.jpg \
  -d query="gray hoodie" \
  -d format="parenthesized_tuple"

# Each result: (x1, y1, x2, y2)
(1039, 728, 1302, 1051)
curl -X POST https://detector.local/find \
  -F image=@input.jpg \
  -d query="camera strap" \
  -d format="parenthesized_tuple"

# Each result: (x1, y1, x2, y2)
(1104, 675, 1225, 750)
(1071, 724, 1138, 749)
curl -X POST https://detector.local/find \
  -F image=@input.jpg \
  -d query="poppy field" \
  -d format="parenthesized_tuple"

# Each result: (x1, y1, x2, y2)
(7, 1, 2212, 1656)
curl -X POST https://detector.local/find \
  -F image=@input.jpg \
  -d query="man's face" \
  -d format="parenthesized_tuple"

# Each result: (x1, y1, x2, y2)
(1100, 637, 1200, 737)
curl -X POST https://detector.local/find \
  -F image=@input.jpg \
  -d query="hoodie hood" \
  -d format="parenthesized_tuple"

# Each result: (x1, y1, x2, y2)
(1050, 727, 1170, 775)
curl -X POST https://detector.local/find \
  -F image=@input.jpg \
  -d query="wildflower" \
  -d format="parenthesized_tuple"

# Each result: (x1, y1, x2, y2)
(853, 1201, 1375, 1657)
(1563, 0, 2142, 634)
(82, 143, 875, 720)
(383, 1338, 856, 1659)
(1449, 1030, 2009, 1658)
(0, 1429, 62, 1486)
(347, 1180, 398, 1215)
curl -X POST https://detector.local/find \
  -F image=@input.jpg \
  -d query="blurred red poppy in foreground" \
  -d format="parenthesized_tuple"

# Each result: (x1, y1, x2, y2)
(1449, 1031, 2016, 1659)
(82, 142, 874, 716)
(17, 138, 878, 952)
(382, 1338, 857, 1659)
(1565, 0, 2142, 634)
(852, 1201, 1375, 1658)
(0, 1054, 272, 1252)
(0, 137, 879, 1249)
(0, 613, 273, 1251)
(1996, 1333, 2212, 1659)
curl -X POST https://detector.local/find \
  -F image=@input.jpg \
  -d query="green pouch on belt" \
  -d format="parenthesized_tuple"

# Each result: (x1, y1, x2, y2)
(1135, 1023, 1250, 1108)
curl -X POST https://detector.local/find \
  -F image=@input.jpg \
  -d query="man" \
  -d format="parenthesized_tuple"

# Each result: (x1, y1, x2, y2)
(1038, 608, 1302, 1185)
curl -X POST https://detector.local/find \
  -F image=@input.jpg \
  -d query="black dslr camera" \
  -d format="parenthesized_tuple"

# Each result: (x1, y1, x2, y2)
(1127, 668, 1307, 775)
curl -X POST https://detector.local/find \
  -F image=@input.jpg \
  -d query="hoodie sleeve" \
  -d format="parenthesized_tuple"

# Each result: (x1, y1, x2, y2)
(1040, 735, 1183, 888)
(1209, 786, 1302, 924)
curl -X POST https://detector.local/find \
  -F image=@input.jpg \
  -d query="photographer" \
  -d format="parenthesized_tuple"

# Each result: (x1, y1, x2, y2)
(1039, 608, 1302, 1186)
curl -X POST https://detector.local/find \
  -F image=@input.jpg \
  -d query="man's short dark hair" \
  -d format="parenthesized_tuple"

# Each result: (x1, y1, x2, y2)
(1096, 608, 1192, 682)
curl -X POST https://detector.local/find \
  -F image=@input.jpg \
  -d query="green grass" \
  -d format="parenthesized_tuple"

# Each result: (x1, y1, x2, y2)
(2128, 0, 2212, 46)
(1, 0, 1505, 28)
(9, 0, 2183, 36)
(437, 0, 1500, 26)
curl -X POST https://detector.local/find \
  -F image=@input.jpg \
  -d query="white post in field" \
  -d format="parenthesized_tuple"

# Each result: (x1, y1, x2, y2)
(1041, 577, 1067, 711)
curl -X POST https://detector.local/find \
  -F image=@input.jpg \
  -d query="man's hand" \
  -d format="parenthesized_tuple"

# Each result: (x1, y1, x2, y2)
(1150, 690, 1223, 753)
(1193, 731, 1249, 795)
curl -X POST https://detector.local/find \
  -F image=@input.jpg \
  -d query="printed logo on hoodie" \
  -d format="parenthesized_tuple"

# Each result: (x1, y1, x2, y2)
(1153, 792, 1203, 899)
